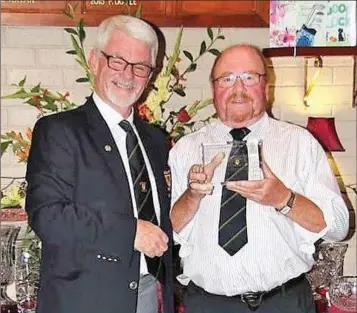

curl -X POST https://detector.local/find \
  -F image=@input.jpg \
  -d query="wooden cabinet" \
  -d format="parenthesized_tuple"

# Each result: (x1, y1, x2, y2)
(0, 0, 269, 27)
(1, 0, 75, 25)
(1, 0, 66, 12)
(173, 1, 269, 27)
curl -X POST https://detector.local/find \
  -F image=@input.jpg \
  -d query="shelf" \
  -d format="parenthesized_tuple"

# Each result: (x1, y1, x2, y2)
(262, 46, 357, 58)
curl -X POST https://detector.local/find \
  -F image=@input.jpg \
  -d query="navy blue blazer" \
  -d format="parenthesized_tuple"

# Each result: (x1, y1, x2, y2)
(25, 96, 174, 313)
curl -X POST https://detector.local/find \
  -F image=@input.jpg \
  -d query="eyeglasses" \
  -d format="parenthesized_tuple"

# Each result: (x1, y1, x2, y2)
(212, 72, 266, 88)
(101, 51, 153, 78)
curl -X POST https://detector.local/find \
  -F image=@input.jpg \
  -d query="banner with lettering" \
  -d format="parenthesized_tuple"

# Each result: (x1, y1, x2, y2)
(269, 0, 356, 47)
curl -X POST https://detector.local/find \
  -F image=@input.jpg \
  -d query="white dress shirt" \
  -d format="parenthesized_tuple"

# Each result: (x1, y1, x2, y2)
(169, 112, 349, 295)
(93, 93, 161, 275)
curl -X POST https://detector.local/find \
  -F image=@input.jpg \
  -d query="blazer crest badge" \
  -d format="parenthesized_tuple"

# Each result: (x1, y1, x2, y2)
(163, 169, 171, 191)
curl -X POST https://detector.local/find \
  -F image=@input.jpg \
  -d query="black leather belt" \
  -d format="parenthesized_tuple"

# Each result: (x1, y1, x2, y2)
(187, 274, 306, 311)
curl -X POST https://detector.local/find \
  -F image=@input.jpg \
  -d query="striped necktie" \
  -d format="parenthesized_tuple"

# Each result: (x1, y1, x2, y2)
(218, 127, 250, 256)
(119, 120, 164, 281)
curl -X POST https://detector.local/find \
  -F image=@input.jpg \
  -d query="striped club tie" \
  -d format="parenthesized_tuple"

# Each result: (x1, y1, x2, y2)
(218, 127, 250, 256)
(119, 120, 164, 281)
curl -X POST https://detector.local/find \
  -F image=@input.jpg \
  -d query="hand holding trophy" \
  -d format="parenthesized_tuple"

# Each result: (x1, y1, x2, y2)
(200, 139, 263, 187)
(187, 152, 225, 197)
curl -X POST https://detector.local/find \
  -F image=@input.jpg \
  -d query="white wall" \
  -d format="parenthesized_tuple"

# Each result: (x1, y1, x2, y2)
(1, 25, 356, 275)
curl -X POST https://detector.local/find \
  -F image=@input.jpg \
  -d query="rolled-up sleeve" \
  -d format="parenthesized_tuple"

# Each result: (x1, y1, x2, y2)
(294, 135, 349, 251)
(168, 141, 197, 256)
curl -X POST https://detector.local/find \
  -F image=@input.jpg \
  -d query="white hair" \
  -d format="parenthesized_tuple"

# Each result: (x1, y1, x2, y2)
(95, 15, 159, 67)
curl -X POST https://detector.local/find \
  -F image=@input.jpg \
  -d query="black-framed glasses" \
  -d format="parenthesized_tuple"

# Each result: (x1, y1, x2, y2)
(212, 72, 266, 88)
(101, 51, 153, 78)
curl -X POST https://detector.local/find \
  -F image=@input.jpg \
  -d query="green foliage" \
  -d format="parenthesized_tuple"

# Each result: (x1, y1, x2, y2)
(207, 27, 213, 40)
(183, 50, 193, 62)
(64, 13, 94, 88)
(2, 77, 76, 115)
(346, 184, 357, 194)
(1, 141, 11, 157)
(1, 129, 32, 163)
(1, 76, 77, 157)
(135, 4, 142, 17)
(1, 182, 26, 209)
(165, 26, 184, 77)
(142, 27, 224, 143)
(170, 27, 224, 95)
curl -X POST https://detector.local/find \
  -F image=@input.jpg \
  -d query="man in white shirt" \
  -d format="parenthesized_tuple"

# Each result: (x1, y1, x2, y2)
(169, 44, 349, 312)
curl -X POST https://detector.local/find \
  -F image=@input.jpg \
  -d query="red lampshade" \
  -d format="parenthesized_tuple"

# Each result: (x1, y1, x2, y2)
(306, 117, 345, 152)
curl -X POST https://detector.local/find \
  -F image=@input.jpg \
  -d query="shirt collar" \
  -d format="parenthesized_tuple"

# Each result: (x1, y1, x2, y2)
(211, 112, 269, 141)
(92, 92, 134, 127)
(247, 112, 268, 139)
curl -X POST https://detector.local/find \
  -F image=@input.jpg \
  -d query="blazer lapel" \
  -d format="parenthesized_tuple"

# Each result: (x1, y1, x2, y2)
(82, 96, 129, 191)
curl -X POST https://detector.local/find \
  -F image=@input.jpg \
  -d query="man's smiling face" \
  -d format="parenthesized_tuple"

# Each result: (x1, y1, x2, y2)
(89, 29, 152, 116)
(211, 46, 269, 128)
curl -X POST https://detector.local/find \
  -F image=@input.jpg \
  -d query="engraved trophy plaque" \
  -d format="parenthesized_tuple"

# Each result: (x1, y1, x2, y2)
(201, 139, 263, 185)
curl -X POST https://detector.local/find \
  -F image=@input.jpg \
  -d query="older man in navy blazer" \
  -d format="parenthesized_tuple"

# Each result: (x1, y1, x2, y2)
(25, 15, 173, 313)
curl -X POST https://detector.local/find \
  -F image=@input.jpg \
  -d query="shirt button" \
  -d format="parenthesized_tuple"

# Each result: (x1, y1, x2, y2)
(129, 281, 138, 290)
(97, 254, 101, 259)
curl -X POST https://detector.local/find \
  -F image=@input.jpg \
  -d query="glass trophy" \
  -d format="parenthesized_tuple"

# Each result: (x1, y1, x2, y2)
(201, 139, 263, 185)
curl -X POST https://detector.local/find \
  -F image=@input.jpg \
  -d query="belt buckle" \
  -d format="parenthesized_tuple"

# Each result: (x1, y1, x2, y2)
(241, 292, 264, 311)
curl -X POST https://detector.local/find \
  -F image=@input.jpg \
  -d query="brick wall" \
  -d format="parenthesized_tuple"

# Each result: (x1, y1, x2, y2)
(1, 26, 356, 275)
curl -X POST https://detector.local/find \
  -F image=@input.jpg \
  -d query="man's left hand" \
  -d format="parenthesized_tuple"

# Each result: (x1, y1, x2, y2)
(225, 160, 290, 208)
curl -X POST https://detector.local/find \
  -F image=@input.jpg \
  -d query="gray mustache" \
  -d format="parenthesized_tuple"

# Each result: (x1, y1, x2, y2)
(229, 93, 251, 102)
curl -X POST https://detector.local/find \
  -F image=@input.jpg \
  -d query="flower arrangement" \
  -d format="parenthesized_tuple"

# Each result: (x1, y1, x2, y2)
(1, 6, 224, 163)
(137, 25, 223, 143)
(0, 79, 76, 160)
